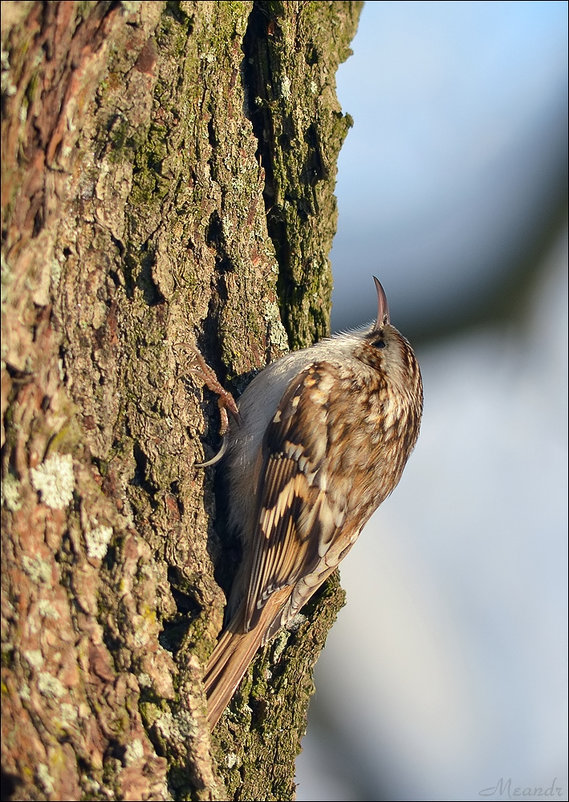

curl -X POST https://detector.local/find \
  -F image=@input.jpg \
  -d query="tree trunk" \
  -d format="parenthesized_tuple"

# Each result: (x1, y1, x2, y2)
(1, 2, 362, 799)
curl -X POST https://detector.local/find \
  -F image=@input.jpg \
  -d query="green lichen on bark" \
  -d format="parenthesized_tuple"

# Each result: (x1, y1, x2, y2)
(244, 0, 362, 349)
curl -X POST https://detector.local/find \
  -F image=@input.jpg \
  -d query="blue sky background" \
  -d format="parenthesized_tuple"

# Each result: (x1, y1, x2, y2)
(330, 0, 567, 335)
(295, 3, 568, 800)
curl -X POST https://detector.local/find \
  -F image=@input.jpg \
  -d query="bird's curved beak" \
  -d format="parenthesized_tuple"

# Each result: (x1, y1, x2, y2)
(372, 276, 390, 330)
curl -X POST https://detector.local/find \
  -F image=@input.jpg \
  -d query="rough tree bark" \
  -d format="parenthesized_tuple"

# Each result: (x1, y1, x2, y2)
(1, 2, 362, 800)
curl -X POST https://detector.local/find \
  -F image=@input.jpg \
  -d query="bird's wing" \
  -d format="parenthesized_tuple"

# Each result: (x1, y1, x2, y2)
(243, 361, 349, 631)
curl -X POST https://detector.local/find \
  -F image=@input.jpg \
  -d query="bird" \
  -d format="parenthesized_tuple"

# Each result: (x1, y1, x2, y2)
(199, 277, 423, 729)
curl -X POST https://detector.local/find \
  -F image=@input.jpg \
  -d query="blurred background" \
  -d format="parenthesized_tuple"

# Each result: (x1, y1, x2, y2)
(295, 2, 567, 801)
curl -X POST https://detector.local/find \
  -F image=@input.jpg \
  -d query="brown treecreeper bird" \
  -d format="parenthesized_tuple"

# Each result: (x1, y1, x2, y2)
(199, 277, 423, 729)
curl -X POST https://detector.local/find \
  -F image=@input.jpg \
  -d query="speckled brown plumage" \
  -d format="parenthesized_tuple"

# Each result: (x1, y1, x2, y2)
(201, 278, 423, 729)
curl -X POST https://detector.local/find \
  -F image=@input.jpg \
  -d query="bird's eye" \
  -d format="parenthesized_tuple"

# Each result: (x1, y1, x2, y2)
(371, 337, 386, 349)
